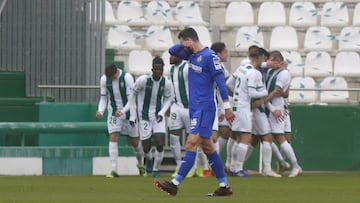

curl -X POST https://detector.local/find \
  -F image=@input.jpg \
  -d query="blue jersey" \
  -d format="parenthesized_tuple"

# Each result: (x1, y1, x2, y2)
(169, 43, 229, 111)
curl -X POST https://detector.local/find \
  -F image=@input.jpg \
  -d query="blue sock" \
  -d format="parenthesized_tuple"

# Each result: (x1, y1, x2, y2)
(207, 151, 228, 185)
(174, 151, 196, 184)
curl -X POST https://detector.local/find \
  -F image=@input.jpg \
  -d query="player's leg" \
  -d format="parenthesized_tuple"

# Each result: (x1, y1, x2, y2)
(169, 104, 185, 169)
(224, 134, 235, 172)
(152, 119, 167, 177)
(139, 120, 153, 175)
(106, 115, 121, 178)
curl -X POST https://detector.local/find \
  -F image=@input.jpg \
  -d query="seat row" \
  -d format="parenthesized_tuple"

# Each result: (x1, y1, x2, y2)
(226, 1, 360, 28)
(106, 0, 207, 26)
(289, 76, 351, 104)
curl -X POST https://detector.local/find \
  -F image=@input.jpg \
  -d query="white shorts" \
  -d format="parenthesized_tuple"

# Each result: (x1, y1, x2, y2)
(231, 106, 252, 134)
(212, 109, 219, 131)
(284, 114, 291, 133)
(107, 115, 138, 138)
(268, 109, 286, 135)
(169, 103, 190, 133)
(139, 118, 166, 140)
(218, 109, 230, 127)
(252, 108, 271, 136)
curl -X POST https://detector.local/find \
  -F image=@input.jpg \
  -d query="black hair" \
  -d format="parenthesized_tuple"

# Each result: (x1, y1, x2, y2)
(105, 64, 118, 78)
(211, 42, 226, 53)
(152, 56, 164, 66)
(177, 27, 199, 41)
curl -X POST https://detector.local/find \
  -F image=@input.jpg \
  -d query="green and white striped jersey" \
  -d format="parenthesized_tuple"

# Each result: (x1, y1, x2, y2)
(170, 61, 189, 108)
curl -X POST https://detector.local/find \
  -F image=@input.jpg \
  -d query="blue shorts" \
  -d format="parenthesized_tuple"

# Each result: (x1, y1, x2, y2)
(189, 108, 215, 138)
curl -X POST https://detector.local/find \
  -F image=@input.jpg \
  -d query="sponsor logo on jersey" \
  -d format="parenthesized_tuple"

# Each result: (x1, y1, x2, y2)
(189, 63, 202, 73)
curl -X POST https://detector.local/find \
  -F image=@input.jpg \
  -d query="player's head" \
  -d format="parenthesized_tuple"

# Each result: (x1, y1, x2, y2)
(258, 47, 270, 62)
(169, 54, 183, 66)
(105, 64, 120, 80)
(211, 42, 228, 62)
(152, 56, 164, 81)
(268, 50, 284, 69)
(178, 27, 199, 54)
(248, 46, 263, 68)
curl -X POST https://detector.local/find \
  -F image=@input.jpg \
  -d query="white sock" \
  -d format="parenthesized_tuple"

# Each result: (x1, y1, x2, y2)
(145, 151, 153, 161)
(218, 136, 227, 153)
(109, 142, 118, 171)
(272, 142, 285, 164)
(133, 142, 144, 165)
(153, 150, 164, 171)
(169, 134, 182, 166)
(245, 144, 255, 161)
(280, 141, 300, 169)
(214, 140, 220, 154)
(262, 141, 272, 172)
(225, 138, 235, 168)
(230, 143, 248, 172)
(195, 147, 208, 169)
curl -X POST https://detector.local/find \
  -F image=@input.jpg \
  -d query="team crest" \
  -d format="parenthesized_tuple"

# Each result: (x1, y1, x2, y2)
(197, 55, 202, 62)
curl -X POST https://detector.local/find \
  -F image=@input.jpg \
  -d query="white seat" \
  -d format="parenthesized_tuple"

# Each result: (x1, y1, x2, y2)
(116, 0, 149, 26)
(225, 2, 254, 27)
(161, 51, 171, 77)
(304, 51, 333, 78)
(258, 2, 286, 27)
(144, 25, 173, 51)
(319, 77, 349, 103)
(127, 50, 153, 76)
(174, 1, 207, 26)
(353, 3, 360, 26)
(105, 1, 119, 25)
(289, 2, 318, 28)
(191, 26, 212, 47)
(145, 1, 179, 26)
(235, 26, 264, 52)
(304, 26, 335, 52)
(334, 51, 360, 77)
(338, 27, 360, 52)
(269, 26, 298, 51)
(320, 2, 349, 27)
(107, 25, 142, 50)
(281, 51, 304, 77)
(289, 77, 317, 103)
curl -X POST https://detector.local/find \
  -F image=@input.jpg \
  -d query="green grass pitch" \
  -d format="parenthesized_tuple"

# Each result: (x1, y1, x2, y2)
(0, 172, 359, 203)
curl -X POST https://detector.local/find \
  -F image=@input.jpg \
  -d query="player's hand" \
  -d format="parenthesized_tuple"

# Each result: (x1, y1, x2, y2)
(252, 99, 264, 109)
(218, 114, 225, 122)
(272, 110, 283, 122)
(156, 115, 163, 123)
(95, 111, 103, 119)
(225, 108, 235, 124)
(165, 107, 171, 117)
(115, 111, 122, 117)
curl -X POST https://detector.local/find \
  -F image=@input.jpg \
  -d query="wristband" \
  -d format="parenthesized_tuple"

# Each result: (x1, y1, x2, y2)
(223, 101, 231, 109)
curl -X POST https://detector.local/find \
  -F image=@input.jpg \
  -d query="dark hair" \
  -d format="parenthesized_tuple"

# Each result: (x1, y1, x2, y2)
(105, 64, 118, 78)
(177, 27, 199, 41)
(259, 47, 270, 59)
(211, 42, 226, 53)
(152, 56, 164, 66)
(269, 50, 284, 61)
(248, 46, 260, 59)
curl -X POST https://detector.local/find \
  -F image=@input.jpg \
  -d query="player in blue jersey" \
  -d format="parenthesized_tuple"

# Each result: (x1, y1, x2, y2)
(154, 27, 235, 197)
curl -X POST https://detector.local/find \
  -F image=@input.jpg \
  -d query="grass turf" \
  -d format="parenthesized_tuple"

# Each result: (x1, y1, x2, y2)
(0, 172, 359, 203)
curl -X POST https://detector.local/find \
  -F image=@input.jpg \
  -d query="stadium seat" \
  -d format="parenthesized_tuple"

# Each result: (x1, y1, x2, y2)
(116, 0, 149, 26)
(235, 26, 264, 52)
(320, 2, 349, 27)
(161, 51, 171, 77)
(174, 1, 208, 26)
(353, 3, 360, 26)
(289, 77, 317, 103)
(334, 51, 360, 78)
(289, 2, 318, 28)
(281, 51, 304, 77)
(105, 1, 119, 25)
(144, 25, 173, 51)
(258, 2, 286, 27)
(338, 27, 360, 52)
(269, 26, 298, 51)
(319, 77, 349, 103)
(127, 50, 153, 76)
(304, 26, 335, 52)
(225, 2, 254, 27)
(191, 26, 212, 47)
(145, 1, 179, 26)
(304, 51, 333, 78)
(107, 25, 142, 50)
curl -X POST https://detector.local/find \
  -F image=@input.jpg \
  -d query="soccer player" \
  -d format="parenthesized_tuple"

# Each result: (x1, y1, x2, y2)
(168, 54, 190, 176)
(154, 27, 235, 197)
(265, 51, 302, 177)
(132, 56, 174, 177)
(96, 64, 145, 178)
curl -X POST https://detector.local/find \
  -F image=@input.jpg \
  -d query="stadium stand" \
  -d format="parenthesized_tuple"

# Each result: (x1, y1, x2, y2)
(353, 2, 360, 26)
(337, 26, 360, 52)
(127, 50, 153, 76)
(333, 51, 360, 78)
(289, 1, 318, 28)
(145, 1, 179, 26)
(144, 25, 174, 51)
(304, 26, 335, 52)
(190, 25, 212, 47)
(173, 1, 208, 26)
(234, 26, 264, 52)
(320, 1, 349, 27)
(304, 51, 333, 78)
(319, 77, 349, 103)
(289, 76, 317, 104)
(225, 1, 254, 27)
(105, 0, 120, 25)
(258, 2, 286, 27)
(107, 25, 142, 50)
(281, 51, 304, 77)
(116, 0, 150, 26)
(269, 26, 299, 51)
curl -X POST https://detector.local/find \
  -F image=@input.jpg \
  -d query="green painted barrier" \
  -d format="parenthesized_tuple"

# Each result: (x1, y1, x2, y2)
(0, 122, 107, 133)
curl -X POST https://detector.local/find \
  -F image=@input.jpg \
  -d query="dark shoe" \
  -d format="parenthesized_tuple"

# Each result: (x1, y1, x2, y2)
(154, 180, 178, 196)
(207, 185, 233, 196)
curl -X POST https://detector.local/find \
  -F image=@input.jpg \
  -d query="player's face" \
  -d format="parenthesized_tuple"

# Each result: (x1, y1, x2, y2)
(111, 69, 120, 81)
(180, 37, 194, 54)
(218, 48, 228, 62)
(170, 55, 181, 65)
(268, 56, 282, 69)
(152, 64, 164, 81)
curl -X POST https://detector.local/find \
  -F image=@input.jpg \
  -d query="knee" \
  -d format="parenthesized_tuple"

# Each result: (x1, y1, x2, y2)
(156, 145, 164, 152)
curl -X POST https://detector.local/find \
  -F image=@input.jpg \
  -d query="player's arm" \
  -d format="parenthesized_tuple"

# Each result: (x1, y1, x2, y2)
(226, 73, 236, 96)
(96, 76, 107, 119)
(169, 43, 190, 60)
(157, 80, 174, 122)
